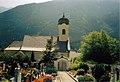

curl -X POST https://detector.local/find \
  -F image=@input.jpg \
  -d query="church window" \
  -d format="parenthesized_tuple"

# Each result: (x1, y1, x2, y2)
(62, 29, 65, 35)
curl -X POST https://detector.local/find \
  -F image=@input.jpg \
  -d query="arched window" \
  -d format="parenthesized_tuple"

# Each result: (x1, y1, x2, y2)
(62, 29, 65, 35)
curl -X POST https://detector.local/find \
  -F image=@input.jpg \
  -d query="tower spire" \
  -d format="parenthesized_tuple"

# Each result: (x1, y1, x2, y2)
(63, 13, 65, 18)
(58, 13, 69, 25)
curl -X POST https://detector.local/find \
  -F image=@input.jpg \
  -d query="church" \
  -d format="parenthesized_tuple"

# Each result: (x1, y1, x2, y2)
(4, 14, 80, 71)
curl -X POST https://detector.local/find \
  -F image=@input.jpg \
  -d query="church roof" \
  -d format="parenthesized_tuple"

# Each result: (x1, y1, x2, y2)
(21, 35, 57, 51)
(5, 35, 71, 52)
(56, 37, 70, 52)
(5, 41, 22, 50)
(57, 41, 68, 52)
(58, 14, 69, 25)
(57, 56, 69, 60)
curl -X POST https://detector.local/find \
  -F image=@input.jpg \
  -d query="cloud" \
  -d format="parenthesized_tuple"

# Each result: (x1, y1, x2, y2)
(0, 0, 52, 8)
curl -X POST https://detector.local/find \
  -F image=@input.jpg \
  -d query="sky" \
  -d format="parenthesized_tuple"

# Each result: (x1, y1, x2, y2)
(0, 0, 53, 8)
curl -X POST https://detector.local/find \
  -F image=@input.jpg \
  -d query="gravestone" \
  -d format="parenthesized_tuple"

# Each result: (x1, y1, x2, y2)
(14, 67, 21, 82)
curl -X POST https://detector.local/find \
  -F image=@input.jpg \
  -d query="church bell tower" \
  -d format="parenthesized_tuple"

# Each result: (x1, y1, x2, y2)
(58, 14, 69, 41)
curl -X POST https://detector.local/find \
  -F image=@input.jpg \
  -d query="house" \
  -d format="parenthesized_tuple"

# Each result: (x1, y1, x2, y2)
(4, 14, 80, 71)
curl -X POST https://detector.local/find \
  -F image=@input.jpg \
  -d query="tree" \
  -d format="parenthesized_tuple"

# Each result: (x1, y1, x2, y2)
(78, 62, 89, 73)
(0, 51, 11, 62)
(40, 36, 57, 64)
(92, 64, 105, 81)
(80, 31, 119, 64)
(39, 36, 58, 74)
(31, 51, 35, 62)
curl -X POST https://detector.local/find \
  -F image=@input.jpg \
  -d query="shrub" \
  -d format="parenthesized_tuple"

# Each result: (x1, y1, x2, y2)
(77, 76, 95, 82)
(73, 57, 80, 63)
(78, 62, 89, 73)
(77, 69, 85, 75)
(71, 63, 79, 70)
(46, 67, 57, 74)
(99, 73, 110, 82)
(77, 76, 84, 81)
(84, 76, 95, 81)
(92, 64, 105, 80)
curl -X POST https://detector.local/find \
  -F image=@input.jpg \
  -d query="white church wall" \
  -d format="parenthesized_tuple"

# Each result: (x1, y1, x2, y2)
(22, 51, 44, 62)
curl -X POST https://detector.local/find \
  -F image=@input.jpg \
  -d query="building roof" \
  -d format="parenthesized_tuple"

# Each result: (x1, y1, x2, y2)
(5, 41, 22, 50)
(21, 35, 57, 51)
(56, 41, 68, 52)
(56, 37, 71, 52)
(57, 56, 69, 60)
(5, 35, 71, 52)
(58, 14, 69, 25)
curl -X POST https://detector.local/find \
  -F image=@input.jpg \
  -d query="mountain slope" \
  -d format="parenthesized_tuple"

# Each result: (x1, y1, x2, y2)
(0, 0, 119, 49)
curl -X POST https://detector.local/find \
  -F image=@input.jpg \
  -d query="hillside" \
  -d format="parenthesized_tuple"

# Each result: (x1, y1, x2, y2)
(0, 0, 119, 49)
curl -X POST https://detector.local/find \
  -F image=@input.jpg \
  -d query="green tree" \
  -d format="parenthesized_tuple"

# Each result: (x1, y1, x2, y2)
(78, 62, 89, 73)
(39, 36, 58, 74)
(92, 64, 105, 81)
(40, 36, 57, 64)
(15, 53, 29, 62)
(80, 31, 119, 64)
(0, 51, 11, 62)
(30, 51, 35, 62)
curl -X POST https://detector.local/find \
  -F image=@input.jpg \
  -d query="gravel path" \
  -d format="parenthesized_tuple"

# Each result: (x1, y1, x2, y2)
(57, 71, 76, 82)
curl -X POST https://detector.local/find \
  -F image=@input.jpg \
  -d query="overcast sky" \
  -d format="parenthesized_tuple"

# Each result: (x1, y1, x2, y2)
(0, 0, 53, 8)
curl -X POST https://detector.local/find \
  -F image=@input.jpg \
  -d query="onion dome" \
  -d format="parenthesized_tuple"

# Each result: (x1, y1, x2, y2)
(58, 13, 69, 25)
